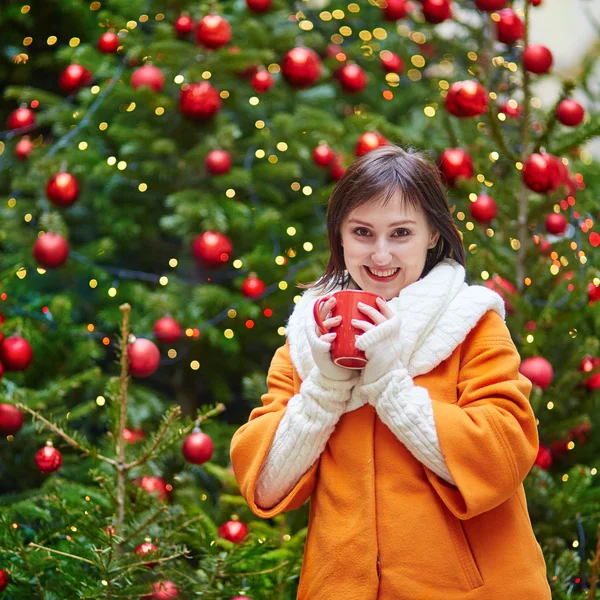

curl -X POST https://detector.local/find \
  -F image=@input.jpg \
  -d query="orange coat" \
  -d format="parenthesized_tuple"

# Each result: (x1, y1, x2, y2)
(231, 311, 551, 599)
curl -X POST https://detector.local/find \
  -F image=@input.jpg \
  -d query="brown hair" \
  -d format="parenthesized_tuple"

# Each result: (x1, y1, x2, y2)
(298, 144, 465, 294)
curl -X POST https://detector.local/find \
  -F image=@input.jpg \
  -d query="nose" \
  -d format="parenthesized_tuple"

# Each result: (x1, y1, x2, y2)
(371, 239, 393, 266)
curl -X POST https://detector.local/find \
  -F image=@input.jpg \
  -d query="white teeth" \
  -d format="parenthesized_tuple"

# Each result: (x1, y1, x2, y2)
(367, 267, 399, 278)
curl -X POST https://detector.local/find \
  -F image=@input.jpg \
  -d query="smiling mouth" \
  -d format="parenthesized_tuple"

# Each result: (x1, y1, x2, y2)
(363, 266, 401, 282)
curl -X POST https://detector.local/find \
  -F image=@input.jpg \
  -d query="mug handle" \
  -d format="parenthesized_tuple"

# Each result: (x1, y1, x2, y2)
(313, 295, 330, 336)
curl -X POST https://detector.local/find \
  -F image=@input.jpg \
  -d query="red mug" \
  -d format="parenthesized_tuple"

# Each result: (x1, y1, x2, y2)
(313, 289, 384, 369)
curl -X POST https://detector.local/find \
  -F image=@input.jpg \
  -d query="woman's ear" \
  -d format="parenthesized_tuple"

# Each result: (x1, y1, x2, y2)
(428, 230, 440, 249)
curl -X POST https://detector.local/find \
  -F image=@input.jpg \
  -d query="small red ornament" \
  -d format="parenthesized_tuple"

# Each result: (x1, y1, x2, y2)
(33, 232, 69, 269)
(246, 0, 272, 13)
(1, 336, 33, 371)
(179, 83, 222, 120)
(382, 0, 410, 20)
(148, 580, 178, 599)
(134, 540, 159, 567)
(484, 276, 516, 313)
(470, 194, 497, 224)
(251, 70, 274, 93)
(338, 64, 367, 93)
(556, 99, 584, 127)
(439, 148, 473, 186)
(128, 339, 160, 378)
(422, 0, 452, 24)
(281, 47, 322, 89)
(219, 520, 248, 544)
(0, 569, 8, 593)
(355, 132, 387, 157)
(242, 276, 266, 299)
(581, 356, 600, 390)
(196, 15, 231, 50)
(538, 238, 552, 254)
(474, 0, 507, 10)
(153, 316, 181, 344)
(7, 107, 35, 131)
(522, 44, 553, 74)
(545, 213, 567, 235)
(313, 144, 335, 167)
(15, 136, 34, 160)
(444, 80, 488, 118)
(380, 51, 405, 74)
(46, 172, 80, 207)
(498, 101, 521, 119)
(174, 15, 195, 37)
(131, 65, 165, 92)
(123, 428, 146, 444)
(495, 9, 523, 44)
(0, 403, 24, 436)
(182, 431, 214, 465)
(36, 444, 62, 474)
(520, 356, 553, 389)
(522, 153, 560, 193)
(137, 476, 170, 501)
(329, 156, 346, 181)
(98, 32, 120, 53)
(534, 445, 552, 470)
(530, 0, 542, 5)
(205, 149, 232, 175)
(192, 231, 233, 268)
(59, 64, 93, 94)
(588, 283, 600, 305)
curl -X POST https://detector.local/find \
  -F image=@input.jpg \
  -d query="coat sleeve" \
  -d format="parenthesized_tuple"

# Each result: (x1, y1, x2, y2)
(424, 310, 538, 520)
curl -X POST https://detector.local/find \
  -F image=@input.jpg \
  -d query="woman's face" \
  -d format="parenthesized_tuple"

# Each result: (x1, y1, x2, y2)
(340, 189, 440, 300)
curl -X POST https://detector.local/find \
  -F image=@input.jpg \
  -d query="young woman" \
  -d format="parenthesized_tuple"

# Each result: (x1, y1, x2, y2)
(230, 145, 551, 599)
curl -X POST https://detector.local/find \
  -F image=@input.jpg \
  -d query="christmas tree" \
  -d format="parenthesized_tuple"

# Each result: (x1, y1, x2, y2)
(1, 0, 600, 597)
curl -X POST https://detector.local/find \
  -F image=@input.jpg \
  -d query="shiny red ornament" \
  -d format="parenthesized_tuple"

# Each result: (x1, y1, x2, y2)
(153, 316, 181, 344)
(137, 476, 170, 501)
(588, 283, 600, 305)
(530, 0, 542, 5)
(15, 136, 34, 160)
(134, 541, 159, 567)
(444, 80, 488, 118)
(495, 9, 523, 44)
(355, 132, 387, 157)
(246, 0, 272, 12)
(7, 107, 35, 130)
(534, 445, 552, 470)
(422, 0, 452, 24)
(33, 232, 69, 269)
(192, 231, 233, 268)
(474, 0, 507, 10)
(522, 44, 553, 74)
(382, 0, 410, 20)
(242, 276, 266, 299)
(498, 101, 521, 119)
(251, 70, 274, 93)
(520, 356, 553, 389)
(46, 172, 80, 207)
(556, 99, 584, 127)
(538, 239, 552, 254)
(123, 428, 146, 444)
(1, 336, 33, 371)
(380, 51, 405, 74)
(205, 149, 232, 175)
(196, 15, 231, 49)
(174, 15, 195, 37)
(179, 82, 222, 120)
(219, 520, 248, 544)
(470, 194, 497, 224)
(313, 144, 335, 167)
(484, 276, 516, 313)
(182, 431, 214, 465)
(281, 47, 322, 89)
(545, 213, 567, 235)
(338, 64, 367, 93)
(59, 64, 93, 94)
(0, 569, 8, 593)
(329, 156, 346, 181)
(148, 580, 178, 599)
(98, 32, 120, 53)
(128, 339, 160, 378)
(36, 445, 62, 474)
(0, 403, 24, 436)
(581, 356, 600, 390)
(131, 65, 165, 92)
(522, 153, 560, 193)
(439, 148, 473, 186)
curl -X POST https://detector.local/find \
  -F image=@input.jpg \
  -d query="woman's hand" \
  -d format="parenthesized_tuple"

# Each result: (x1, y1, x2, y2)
(351, 297, 394, 333)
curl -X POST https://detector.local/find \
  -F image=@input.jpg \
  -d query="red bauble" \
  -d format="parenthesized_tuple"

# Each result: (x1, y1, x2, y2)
(484, 276, 516, 313)
(581, 356, 600, 390)
(545, 213, 567, 235)
(242, 276, 266, 298)
(251, 70, 274, 93)
(36, 445, 62, 474)
(522, 44, 553, 74)
(556, 99, 584, 127)
(131, 65, 165, 92)
(123, 428, 146, 444)
(59, 64, 93, 94)
(329, 156, 346, 181)
(382, 0, 410, 20)
(205, 149, 232, 175)
(534, 445, 552, 470)
(7, 107, 35, 130)
(338, 64, 367, 93)
(15, 136, 34, 160)
(444, 80, 488, 118)
(470, 194, 497, 224)
(498, 101, 521, 119)
(439, 148, 473, 186)
(380, 51, 405, 74)
(179, 83, 222, 120)
(0, 403, 24, 436)
(148, 581, 178, 599)
(219, 520, 248, 544)
(196, 15, 231, 49)
(138, 476, 170, 501)
(246, 0, 273, 13)
(98, 32, 120, 53)
(495, 9, 523, 44)
(1, 336, 33, 371)
(355, 132, 387, 157)
(174, 15, 195, 37)
(192, 231, 233, 268)
(530, 0, 542, 5)
(0, 569, 8, 593)
(522, 153, 560, 193)
(281, 47, 322, 89)
(313, 144, 335, 167)
(46, 172, 80, 207)
(474, 0, 507, 10)
(33, 233, 69, 269)
(153, 316, 181, 344)
(422, 0, 452, 24)
(520, 356, 553, 389)
(182, 431, 214, 465)
(134, 541, 159, 567)
(128, 339, 160, 378)
(588, 283, 600, 305)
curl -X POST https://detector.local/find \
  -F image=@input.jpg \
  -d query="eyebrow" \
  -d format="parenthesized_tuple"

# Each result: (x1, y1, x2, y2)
(347, 219, 417, 227)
